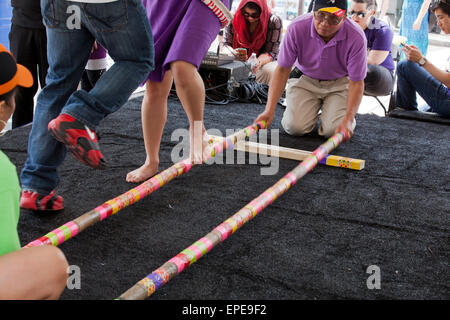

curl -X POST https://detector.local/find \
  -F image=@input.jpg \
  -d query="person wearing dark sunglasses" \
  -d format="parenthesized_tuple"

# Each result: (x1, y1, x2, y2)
(393, 1, 450, 118)
(255, 0, 367, 141)
(223, 0, 283, 85)
(350, 0, 394, 97)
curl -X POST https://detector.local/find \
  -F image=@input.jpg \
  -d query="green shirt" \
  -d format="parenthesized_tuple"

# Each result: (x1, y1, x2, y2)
(0, 150, 21, 256)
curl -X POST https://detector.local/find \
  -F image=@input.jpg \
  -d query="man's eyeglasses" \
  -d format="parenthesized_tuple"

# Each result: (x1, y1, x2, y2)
(349, 10, 367, 18)
(314, 11, 344, 26)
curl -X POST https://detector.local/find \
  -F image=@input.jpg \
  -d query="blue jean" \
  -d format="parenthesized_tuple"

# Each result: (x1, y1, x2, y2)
(395, 60, 450, 118)
(20, 0, 154, 194)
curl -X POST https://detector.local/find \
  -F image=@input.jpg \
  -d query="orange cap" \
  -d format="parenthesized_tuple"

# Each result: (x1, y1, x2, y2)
(0, 43, 33, 96)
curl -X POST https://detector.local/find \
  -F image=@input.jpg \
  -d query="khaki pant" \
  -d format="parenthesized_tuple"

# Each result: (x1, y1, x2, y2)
(281, 75, 356, 138)
(255, 61, 277, 85)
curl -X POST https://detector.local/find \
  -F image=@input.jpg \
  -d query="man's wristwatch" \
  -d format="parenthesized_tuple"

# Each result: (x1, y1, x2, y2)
(418, 57, 427, 67)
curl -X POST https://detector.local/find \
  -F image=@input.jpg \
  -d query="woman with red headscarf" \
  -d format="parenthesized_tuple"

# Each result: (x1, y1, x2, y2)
(223, 0, 283, 85)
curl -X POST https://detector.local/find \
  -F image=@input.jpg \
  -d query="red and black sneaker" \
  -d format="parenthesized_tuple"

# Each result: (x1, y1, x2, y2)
(48, 113, 106, 169)
(20, 190, 64, 212)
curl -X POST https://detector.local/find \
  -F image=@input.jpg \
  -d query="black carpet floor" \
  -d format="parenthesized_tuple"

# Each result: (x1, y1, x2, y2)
(1, 96, 449, 300)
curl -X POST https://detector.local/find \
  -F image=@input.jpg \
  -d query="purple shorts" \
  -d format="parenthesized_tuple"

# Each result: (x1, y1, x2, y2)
(142, 0, 230, 82)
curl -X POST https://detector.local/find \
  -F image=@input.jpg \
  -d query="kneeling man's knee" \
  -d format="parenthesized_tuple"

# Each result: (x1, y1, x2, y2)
(281, 116, 315, 136)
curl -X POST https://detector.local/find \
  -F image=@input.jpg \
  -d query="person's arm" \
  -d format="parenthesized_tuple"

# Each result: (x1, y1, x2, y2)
(335, 79, 364, 140)
(0, 246, 69, 300)
(340, 30, 367, 140)
(222, 23, 237, 55)
(367, 21, 393, 65)
(269, 0, 276, 9)
(413, 0, 432, 30)
(254, 14, 283, 73)
(402, 43, 450, 87)
(367, 50, 390, 65)
(379, 0, 389, 18)
(254, 65, 291, 127)
(252, 53, 273, 74)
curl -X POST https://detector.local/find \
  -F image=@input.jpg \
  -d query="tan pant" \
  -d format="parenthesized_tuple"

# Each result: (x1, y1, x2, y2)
(281, 75, 356, 138)
(255, 61, 277, 85)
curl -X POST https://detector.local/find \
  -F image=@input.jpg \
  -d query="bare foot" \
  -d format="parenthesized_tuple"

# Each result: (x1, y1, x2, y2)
(126, 163, 159, 183)
(190, 131, 214, 164)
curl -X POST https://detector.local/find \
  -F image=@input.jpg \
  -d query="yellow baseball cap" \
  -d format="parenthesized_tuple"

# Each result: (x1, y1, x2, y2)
(313, 0, 347, 17)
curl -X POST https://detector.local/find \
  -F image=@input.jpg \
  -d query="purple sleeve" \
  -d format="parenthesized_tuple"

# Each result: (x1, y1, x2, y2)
(371, 26, 393, 52)
(347, 35, 367, 82)
(277, 24, 297, 69)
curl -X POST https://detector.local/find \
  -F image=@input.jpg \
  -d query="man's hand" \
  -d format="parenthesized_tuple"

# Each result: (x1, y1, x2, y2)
(252, 59, 261, 75)
(335, 117, 354, 141)
(255, 109, 275, 128)
(401, 43, 424, 63)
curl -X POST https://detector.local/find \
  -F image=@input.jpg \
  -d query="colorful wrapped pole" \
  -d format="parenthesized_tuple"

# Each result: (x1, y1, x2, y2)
(23, 121, 266, 248)
(117, 132, 346, 300)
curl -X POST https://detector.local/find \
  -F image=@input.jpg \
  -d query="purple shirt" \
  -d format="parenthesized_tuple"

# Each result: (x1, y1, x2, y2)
(364, 18, 394, 73)
(278, 13, 367, 81)
(89, 45, 107, 60)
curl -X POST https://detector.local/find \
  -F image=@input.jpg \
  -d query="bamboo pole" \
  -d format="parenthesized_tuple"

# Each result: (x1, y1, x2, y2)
(235, 140, 365, 170)
(24, 121, 266, 248)
(117, 132, 346, 300)
(210, 135, 365, 170)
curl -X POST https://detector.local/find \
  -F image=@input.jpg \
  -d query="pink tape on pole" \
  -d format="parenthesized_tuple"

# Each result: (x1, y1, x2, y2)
(187, 244, 203, 261)
(285, 172, 297, 184)
(214, 223, 233, 241)
(51, 228, 67, 245)
(233, 212, 246, 229)
(65, 221, 79, 237)
(181, 159, 192, 172)
(198, 237, 214, 253)
(24, 239, 45, 248)
(154, 268, 170, 285)
(169, 253, 191, 274)
(129, 188, 141, 203)
(136, 183, 153, 198)
(96, 203, 112, 221)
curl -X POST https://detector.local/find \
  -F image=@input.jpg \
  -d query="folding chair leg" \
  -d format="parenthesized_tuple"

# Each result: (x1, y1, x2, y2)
(374, 96, 388, 115)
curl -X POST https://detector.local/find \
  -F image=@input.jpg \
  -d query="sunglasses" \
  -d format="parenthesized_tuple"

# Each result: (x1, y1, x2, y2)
(314, 11, 344, 26)
(242, 11, 260, 19)
(350, 10, 367, 18)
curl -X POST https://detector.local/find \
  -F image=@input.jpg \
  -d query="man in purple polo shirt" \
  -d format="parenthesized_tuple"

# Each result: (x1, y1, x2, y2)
(255, 0, 367, 140)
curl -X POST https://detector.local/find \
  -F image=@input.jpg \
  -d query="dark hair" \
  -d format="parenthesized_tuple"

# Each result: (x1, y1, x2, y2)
(352, 0, 377, 10)
(0, 88, 16, 107)
(432, 0, 450, 16)
(242, 2, 262, 15)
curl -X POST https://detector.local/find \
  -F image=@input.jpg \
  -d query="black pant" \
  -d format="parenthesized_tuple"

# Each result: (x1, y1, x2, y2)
(364, 64, 394, 97)
(81, 69, 106, 92)
(9, 24, 48, 128)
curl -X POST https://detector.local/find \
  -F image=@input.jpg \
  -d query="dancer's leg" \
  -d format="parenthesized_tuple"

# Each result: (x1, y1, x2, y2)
(126, 71, 173, 183)
(170, 60, 211, 164)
